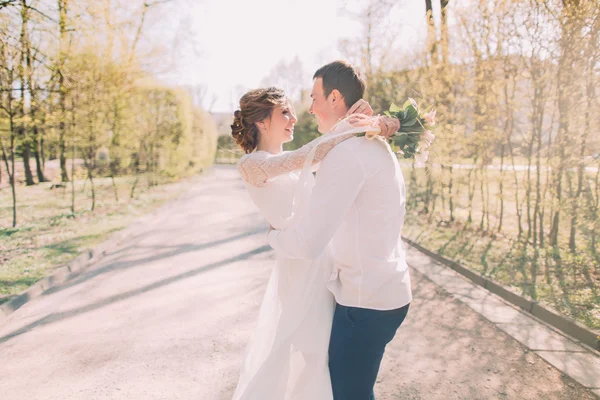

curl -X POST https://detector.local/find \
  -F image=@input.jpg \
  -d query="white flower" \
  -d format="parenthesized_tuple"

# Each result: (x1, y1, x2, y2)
(415, 150, 429, 164)
(423, 110, 436, 126)
(422, 130, 436, 146)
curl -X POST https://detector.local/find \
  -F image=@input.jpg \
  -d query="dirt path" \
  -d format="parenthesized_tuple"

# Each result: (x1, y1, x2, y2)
(0, 166, 594, 400)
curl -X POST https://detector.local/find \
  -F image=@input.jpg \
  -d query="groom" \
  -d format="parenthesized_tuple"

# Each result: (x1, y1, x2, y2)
(268, 60, 412, 399)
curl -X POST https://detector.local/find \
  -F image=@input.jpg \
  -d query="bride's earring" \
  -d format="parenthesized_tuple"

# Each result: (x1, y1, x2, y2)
(260, 121, 269, 135)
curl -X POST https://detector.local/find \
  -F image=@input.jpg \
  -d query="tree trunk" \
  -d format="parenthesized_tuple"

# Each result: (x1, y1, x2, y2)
(84, 155, 95, 211)
(130, 147, 141, 198)
(569, 23, 597, 253)
(532, 62, 545, 249)
(71, 139, 75, 215)
(440, 165, 446, 215)
(10, 143, 16, 226)
(409, 162, 417, 208)
(550, 0, 579, 248)
(508, 140, 523, 238)
(479, 167, 485, 230)
(425, 0, 436, 58)
(0, 117, 17, 227)
(467, 157, 478, 224)
(25, 5, 44, 185)
(33, 125, 46, 182)
(21, 141, 35, 185)
(59, 80, 68, 181)
(130, 174, 139, 199)
(111, 172, 119, 202)
(448, 165, 454, 222)
(485, 166, 490, 231)
(71, 92, 77, 215)
(498, 143, 505, 232)
(526, 132, 534, 240)
(440, 0, 450, 63)
(110, 98, 120, 202)
(591, 164, 600, 268)
(424, 167, 432, 214)
(88, 166, 95, 211)
(58, 0, 69, 182)
(18, 0, 34, 186)
(41, 134, 45, 170)
(425, 0, 433, 14)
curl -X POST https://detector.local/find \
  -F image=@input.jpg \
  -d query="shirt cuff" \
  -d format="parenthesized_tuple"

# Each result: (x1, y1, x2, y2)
(268, 230, 280, 251)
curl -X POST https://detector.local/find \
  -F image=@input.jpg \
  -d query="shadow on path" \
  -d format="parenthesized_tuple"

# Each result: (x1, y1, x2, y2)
(0, 244, 271, 345)
(42, 227, 267, 298)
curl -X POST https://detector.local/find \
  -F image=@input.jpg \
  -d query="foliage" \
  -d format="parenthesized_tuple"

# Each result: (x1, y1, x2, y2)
(340, 0, 600, 329)
(0, 0, 218, 225)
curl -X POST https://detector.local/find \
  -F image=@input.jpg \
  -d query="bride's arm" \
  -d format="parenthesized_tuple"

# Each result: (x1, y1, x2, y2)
(237, 123, 365, 187)
(237, 114, 400, 187)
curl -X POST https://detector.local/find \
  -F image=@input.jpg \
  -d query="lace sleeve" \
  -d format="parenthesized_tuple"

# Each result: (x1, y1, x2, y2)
(237, 121, 361, 188)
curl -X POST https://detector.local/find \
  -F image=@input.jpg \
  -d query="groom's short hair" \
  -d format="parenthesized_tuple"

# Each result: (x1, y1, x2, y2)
(313, 61, 365, 110)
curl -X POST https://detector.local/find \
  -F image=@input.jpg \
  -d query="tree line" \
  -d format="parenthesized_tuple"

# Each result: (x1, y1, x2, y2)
(0, 0, 218, 227)
(273, 0, 599, 323)
(358, 0, 599, 321)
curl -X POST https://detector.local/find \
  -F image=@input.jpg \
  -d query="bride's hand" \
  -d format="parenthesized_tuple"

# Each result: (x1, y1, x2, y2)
(376, 115, 400, 138)
(346, 114, 379, 128)
(346, 99, 373, 116)
(346, 115, 399, 139)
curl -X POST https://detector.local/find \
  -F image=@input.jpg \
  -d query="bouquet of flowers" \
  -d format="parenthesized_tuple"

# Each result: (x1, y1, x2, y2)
(361, 98, 436, 163)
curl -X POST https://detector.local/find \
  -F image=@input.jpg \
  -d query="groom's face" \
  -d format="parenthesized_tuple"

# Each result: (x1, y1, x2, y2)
(309, 78, 339, 134)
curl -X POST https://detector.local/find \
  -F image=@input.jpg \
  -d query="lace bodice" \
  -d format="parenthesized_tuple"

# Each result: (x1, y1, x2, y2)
(237, 119, 382, 230)
(237, 120, 361, 188)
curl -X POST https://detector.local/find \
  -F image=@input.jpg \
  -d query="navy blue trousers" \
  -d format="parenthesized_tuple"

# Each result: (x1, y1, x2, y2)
(328, 302, 410, 400)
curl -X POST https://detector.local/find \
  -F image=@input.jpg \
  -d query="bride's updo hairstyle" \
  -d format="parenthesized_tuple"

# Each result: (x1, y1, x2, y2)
(231, 87, 287, 154)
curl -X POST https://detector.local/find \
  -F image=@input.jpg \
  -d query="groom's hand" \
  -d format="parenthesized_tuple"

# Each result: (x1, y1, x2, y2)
(346, 99, 373, 117)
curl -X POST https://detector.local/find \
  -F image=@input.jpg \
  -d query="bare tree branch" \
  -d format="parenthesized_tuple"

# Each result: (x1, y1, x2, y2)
(0, 0, 17, 10)
(25, 4, 56, 22)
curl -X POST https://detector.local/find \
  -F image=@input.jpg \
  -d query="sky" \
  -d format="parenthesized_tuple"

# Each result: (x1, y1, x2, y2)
(157, 0, 432, 113)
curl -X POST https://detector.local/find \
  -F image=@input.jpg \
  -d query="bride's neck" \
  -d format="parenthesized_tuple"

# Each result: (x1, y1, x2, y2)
(257, 140, 283, 155)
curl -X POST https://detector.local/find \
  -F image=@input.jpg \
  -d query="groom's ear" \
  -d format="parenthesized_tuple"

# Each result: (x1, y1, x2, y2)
(329, 89, 346, 110)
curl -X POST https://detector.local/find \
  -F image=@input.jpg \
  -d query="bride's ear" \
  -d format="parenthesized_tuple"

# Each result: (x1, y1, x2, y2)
(257, 119, 269, 134)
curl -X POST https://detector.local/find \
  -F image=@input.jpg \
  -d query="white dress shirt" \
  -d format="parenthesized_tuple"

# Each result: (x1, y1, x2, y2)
(268, 136, 412, 311)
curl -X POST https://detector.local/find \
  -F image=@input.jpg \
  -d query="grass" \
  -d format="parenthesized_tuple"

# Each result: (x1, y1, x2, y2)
(400, 165, 600, 331)
(0, 173, 196, 305)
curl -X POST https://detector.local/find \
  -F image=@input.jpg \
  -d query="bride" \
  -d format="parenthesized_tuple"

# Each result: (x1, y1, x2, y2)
(231, 87, 396, 399)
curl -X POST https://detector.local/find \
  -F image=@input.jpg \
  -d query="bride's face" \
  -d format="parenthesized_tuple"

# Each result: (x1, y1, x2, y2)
(262, 100, 297, 145)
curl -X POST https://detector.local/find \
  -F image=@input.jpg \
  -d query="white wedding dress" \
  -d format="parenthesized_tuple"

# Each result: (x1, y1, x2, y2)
(232, 121, 379, 400)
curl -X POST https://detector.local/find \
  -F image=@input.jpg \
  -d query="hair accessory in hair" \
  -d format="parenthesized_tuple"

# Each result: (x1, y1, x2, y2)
(233, 110, 244, 132)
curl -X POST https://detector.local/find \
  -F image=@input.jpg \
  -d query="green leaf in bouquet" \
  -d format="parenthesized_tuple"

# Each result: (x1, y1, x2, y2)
(383, 111, 391, 117)
(404, 105, 419, 121)
(399, 126, 424, 134)
(399, 122, 422, 133)
(393, 133, 411, 147)
(402, 117, 417, 127)
(389, 103, 402, 113)
(399, 141, 419, 158)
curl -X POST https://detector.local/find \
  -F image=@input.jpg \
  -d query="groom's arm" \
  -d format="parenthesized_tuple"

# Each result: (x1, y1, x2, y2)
(268, 145, 366, 260)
